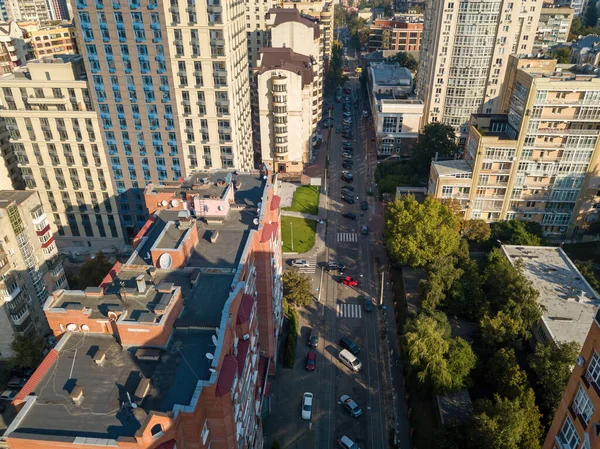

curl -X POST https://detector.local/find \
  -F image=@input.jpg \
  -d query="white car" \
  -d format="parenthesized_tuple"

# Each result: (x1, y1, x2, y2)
(0, 389, 18, 400)
(292, 259, 310, 268)
(338, 436, 359, 449)
(301, 392, 313, 420)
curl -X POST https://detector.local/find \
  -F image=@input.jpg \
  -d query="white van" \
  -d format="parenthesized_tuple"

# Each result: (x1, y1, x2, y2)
(339, 349, 362, 372)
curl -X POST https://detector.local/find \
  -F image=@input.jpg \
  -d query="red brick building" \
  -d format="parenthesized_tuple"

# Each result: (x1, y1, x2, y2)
(6, 170, 283, 449)
(368, 17, 423, 53)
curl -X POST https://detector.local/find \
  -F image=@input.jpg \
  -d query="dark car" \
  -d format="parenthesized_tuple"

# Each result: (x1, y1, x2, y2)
(339, 336, 360, 355)
(341, 188, 353, 196)
(335, 127, 340, 134)
(342, 135, 353, 139)
(343, 184, 355, 192)
(342, 161, 353, 170)
(361, 201, 368, 210)
(341, 195, 355, 204)
(305, 351, 316, 372)
(363, 296, 374, 312)
(308, 329, 319, 348)
(341, 395, 363, 417)
(325, 261, 346, 273)
(342, 212, 357, 220)
(342, 175, 354, 183)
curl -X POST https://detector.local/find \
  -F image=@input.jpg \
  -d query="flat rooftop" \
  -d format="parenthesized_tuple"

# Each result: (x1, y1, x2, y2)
(133, 172, 266, 268)
(9, 331, 214, 442)
(432, 159, 473, 177)
(371, 63, 413, 87)
(0, 190, 34, 208)
(502, 245, 600, 345)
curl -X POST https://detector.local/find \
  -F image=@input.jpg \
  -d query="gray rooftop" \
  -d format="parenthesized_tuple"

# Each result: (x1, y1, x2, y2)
(0, 190, 34, 208)
(371, 63, 413, 87)
(502, 245, 600, 345)
(432, 159, 473, 177)
(436, 390, 473, 426)
(9, 330, 214, 442)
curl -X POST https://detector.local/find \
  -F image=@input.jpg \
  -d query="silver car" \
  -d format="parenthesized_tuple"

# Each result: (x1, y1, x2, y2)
(292, 259, 310, 267)
(340, 395, 363, 417)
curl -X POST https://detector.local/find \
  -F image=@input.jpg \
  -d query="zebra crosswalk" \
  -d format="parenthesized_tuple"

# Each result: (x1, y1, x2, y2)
(336, 303, 363, 319)
(337, 232, 358, 242)
(295, 257, 317, 274)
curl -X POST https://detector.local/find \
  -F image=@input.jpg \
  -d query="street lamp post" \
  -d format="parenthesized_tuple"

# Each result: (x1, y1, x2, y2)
(290, 220, 294, 252)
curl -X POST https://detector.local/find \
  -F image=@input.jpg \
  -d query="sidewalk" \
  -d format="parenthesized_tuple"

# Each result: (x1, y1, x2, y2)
(280, 210, 319, 221)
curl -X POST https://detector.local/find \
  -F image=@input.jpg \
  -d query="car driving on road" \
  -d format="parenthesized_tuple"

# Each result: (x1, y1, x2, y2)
(338, 435, 360, 449)
(305, 351, 316, 372)
(339, 336, 360, 354)
(292, 259, 310, 267)
(342, 212, 356, 220)
(340, 276, 358, 287)
(340, 395, 363, 417)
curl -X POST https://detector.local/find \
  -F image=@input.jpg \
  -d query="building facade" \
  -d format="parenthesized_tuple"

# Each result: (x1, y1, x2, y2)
(5, 0, 53, 24)
(554, 0, 587, 16)
(257, 48, 316, 173)
(569, 35, 600, 66)
(0, 21, 33, 74)
(428, 56, 600, 236)
(368, 62, 423, 156)
(533, 5, 573, 51)
(367, 16, 423, 53)
(4, 170, 283, 449)
(0, 54, 124, 248)
(0, 191, 66, 360)
(28, 24, 77, 58)
(542, 311, 600, 449)
(417, 0, 542, 141)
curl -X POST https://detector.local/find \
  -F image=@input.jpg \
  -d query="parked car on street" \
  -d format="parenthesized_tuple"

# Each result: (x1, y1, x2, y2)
(292, 259, 310, 268)
(340, 395, 363, 417)
(305, 351, 316, 371)
(341, 276, 358, 287)
(363, 296, 374, 312)
(338, 436, 360, 449)
(308, 329, 319, 348)
(342, 212, 356, 220)
(301, 392, 313, 420)
(339, 336, 360, 354)
(361, 201, 368, 210)
(341, 195, 355, 204)
(325, 261, 346, 272)
(343, 184, 354, 191)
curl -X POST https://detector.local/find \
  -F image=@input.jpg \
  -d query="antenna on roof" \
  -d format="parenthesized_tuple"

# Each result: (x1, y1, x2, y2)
(211, 335, 218, 346)
(126, 392, 138, 409)
(206, 352, 214, 360)
(253, 218, 259, 226)
(209, 368, 217, 374)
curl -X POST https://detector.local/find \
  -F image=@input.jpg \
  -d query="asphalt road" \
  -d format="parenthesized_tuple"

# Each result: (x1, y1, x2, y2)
(264, 54, 387, 448)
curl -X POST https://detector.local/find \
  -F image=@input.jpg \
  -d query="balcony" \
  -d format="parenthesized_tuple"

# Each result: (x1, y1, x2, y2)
(11, 307, 30, 326)
(3, 285, 22, 302)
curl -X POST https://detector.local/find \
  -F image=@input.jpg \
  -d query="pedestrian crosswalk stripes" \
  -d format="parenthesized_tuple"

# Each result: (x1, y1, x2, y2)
(295, 257, 317, 274)
(336, 303, 362, 319)
(337, 232, 358, 242)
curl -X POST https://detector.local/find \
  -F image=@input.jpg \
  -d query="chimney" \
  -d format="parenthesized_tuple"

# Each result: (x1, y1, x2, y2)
(70, 386, 84, 404)
(136, 275, 146, 294)
(93, 350, 106, 366)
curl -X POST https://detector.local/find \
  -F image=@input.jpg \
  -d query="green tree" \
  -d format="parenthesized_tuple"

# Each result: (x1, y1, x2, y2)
(11, 335, 45, 369)
(575, 260, 600, 291)
(76, 251, 114, 289)
(529, 341, 580, 426)
(553, 47, 572, 64)
(486, 348, 528, 400)
(282, 269, 313, 307)
(490, 220, 545, 246)
(570, 16, 584, 38)
(327, 41, 349, 91)
(460, 219, 491, 243)
(585, 0, 599, 28)
(420, 255, 463, 311)
(387, 51, 418, 71)
(469, 390, 542, 449)
(479, 249, 542, 347)
(404, 311, 475, 392)
(385, 195, 461, 267)
(410, 123, 458, 174)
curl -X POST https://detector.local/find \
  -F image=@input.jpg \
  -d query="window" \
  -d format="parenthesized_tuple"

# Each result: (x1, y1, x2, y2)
(586, 351, 600, 385)
(382, 116, 397, 133)
(557, 416, 580, 449)
(573, 384, 594, 424)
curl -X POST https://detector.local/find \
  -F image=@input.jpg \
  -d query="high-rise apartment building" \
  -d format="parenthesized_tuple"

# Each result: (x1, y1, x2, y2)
(0, 21, 33, 74)
(542, 310, 600, 449)
(554, 0, 587, 16)
(5, 0, 53, 24)
(246, 0, 273, 69)
(533, 5, 574, 51)
(417, 0, 542, 141)
(0, 190, 67, 360)
(367, 16, 423, 52)
(71, 0, 253, 232)
(5, 170, 282, 449)
(27, 24, 78, 57)
(428, 56, 600, 236)
(0, 54, 124, 248)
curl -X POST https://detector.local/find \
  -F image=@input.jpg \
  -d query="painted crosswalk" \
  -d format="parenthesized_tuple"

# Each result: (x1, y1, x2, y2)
(337, 303, 362, 319)
(337, 232, 358, 242)
(295, 257, 317, 274)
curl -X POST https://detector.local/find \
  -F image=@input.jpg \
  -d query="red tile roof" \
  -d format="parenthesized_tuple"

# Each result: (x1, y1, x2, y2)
(215, 355, 238, 397)
(261, 222, 278, 243)
(236, 294, 255, 325)
(154, 439, 177, 449)
(270, 195, 281, 211)
(236, 339, 251, 375)
(13, 349, 59, 403)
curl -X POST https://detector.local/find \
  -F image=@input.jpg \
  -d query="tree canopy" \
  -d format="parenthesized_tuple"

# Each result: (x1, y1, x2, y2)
(385, 195, 461, 267)
(569, 15, 600, 39)
(486, 348, 528, 401)
(585, 0, 599, 28)
(553, 47, 572, 64)
(575, 260, 600, 291)
(387, 51, 418, 71)
(327, 41, 350, 91)
(490, 220, 546, 246)
(404, 311, 476, 393)
(75, 251, 114, 289)
(410, 123, 458, 174)
(282, 269, 313, 307)
(460, 219, 491, 243)
(529, 341, 580, 426)
(11, 334, 45, 369)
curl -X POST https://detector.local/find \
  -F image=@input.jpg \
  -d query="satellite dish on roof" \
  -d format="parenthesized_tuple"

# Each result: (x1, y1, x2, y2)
(66, 323, 77, 331)
(253, 218, 259, 225)
(126, 392, 138, 409)
(209, 368, 217, 374)
(215, 327, 219, 334)
(171, 199, 179, 207)
(258, 202, 262, 209)
(206, 352, 214, 360)
(159, 253, 172, 269)
(225, 173, 232, 184)
(212, 335, 218, 346)
(161, 200, 168, 206)
(81, 324, 90, 332)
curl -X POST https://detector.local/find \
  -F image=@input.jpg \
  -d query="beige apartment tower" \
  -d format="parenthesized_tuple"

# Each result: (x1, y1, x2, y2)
(0, 54, 124, 248)
(429, 56, 600, 236)
(417, 0, 542, 141)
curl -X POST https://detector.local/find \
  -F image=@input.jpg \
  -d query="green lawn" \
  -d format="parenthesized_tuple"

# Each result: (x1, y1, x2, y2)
(283, 186, 320, 216)
(563, 242, 600, 264)
(281, 216, 317, 253)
